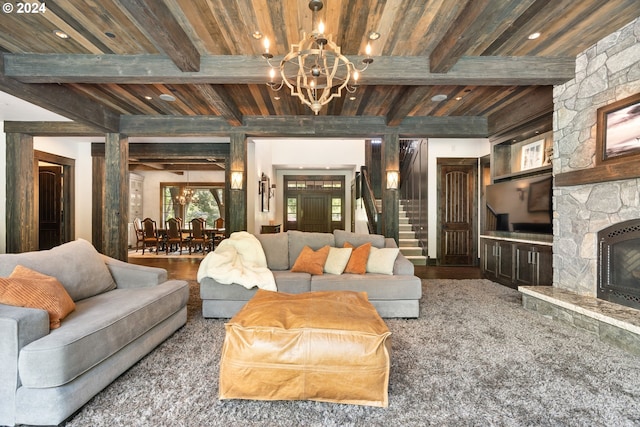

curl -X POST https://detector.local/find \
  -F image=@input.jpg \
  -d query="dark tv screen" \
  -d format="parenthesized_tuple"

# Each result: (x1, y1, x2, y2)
(485, 174, 552, 234)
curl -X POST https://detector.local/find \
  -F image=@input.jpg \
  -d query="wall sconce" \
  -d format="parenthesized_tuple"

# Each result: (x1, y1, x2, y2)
(386, 171, 399, 190)
(516, 187, 526, 200)
(231, 171, 243, 190)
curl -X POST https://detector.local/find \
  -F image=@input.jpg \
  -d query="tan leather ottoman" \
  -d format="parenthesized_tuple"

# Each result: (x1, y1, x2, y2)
(219, 289, 392, 407)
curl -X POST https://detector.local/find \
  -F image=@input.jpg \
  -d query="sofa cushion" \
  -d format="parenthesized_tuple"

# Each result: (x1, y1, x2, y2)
(311, 274, 422, 300)
(366, 247, 400, 275)
(291, 245, 330, 275)
(0, 239, 116, 301)
(18, 280, 189, 388)
(334, 230, 385, 249)
(287, 231, 335, 268)
(344, 242, 372, 274)
(255, 232, 289, 270)
(324, 247, 352, 275)
(0, 266, 75, 329)
(200, 272, 311, 301)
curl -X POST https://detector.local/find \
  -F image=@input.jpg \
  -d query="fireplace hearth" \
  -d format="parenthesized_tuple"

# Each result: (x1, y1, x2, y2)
(598, 219, 640, 310)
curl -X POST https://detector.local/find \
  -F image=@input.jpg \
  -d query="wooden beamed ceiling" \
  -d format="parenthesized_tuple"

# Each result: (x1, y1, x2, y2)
(0, 0, 638, 140)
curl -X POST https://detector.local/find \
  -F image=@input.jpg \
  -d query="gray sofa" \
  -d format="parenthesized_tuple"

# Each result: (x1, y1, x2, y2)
(0, 239, 189, 427)
(200, 230, 422, 318)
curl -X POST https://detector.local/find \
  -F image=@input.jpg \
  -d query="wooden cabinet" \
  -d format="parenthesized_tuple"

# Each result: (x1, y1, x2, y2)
(260, 224, 281, 234)
(481, 237, 552, 288)
(514, 244, 552, 286)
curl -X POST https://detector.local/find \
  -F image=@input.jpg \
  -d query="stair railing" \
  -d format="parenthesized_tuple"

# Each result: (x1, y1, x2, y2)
(360, 166, 381, 234)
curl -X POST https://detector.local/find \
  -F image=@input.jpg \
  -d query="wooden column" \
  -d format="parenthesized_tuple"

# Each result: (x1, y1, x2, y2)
(227, 132, 247, 233)
(5, 132, 37, 252)
(92, 155, 105, 254)
(102, 133, 129, 260)
(382, 133, 399, 242)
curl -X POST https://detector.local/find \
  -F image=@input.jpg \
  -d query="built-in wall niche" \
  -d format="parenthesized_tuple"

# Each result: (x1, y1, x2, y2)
(492, 131, 553, 182)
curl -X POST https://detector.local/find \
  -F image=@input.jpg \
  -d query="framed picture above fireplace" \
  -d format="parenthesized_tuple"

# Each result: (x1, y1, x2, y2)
(596, 92, 640, 165)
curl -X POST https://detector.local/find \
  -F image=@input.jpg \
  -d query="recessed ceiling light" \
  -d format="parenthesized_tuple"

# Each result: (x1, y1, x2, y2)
(349, 96, 356, 101)
(431, 94, 447, 102)
(455, 96, 463, 101)
(528, 32, 541, 40)
(105, 31, 116, 39)
(53, 30, 69, 39)
(159, 93, 176, 102)
(252, 31, 263, 40)
(274, 96, 280, 100)
(368, 31, 380, 40)
(144, 95, 153, 100)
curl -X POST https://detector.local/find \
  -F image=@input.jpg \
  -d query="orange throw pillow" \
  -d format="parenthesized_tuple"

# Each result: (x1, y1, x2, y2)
(343, 242, 372, 274)
(291, 245, 331, 275)
(0, 265, 76, 329)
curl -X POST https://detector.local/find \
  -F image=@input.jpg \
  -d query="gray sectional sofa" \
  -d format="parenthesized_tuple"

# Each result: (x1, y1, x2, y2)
(0, 239, 189, 426)
(200, 230, 422, 318)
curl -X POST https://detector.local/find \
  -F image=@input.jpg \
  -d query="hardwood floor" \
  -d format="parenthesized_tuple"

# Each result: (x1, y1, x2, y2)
(128, 257, 481, 280)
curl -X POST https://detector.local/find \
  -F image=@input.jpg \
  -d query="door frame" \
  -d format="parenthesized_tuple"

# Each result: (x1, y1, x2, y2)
(436, 158, 478, 266)
(35, 150, 75, 246)
(283, 175, 345, 232)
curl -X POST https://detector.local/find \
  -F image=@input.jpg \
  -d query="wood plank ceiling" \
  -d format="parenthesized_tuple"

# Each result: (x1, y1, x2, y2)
(0, 0, 639, 145)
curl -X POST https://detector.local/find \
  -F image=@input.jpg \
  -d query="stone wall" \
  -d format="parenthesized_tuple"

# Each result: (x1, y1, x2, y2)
(553, 17, 640, 296)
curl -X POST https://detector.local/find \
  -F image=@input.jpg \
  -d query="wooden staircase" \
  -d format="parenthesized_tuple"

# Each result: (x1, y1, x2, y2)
(398, 201, 427, 266)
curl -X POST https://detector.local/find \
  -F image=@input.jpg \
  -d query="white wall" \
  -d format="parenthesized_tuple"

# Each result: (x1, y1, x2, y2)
(251, 138, 366, 234)
(427, 138, 490, 258)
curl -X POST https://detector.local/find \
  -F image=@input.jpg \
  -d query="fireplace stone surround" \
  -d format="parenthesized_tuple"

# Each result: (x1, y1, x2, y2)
(518, 18, 640, 355)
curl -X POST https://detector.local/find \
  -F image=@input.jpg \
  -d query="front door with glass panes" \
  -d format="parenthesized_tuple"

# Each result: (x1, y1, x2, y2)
(284, 176, 345, 233)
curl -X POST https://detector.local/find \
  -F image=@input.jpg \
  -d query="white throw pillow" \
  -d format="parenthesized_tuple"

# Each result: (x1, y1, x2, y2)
(366, 247, 399, 275)
(324, 247, 353, 275)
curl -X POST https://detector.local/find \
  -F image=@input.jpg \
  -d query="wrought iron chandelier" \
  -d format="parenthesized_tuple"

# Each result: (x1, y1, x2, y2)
(262, 0, 373, 114)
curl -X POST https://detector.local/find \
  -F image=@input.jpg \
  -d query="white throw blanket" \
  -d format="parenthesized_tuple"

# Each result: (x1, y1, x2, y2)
(196, 231, 277, 291)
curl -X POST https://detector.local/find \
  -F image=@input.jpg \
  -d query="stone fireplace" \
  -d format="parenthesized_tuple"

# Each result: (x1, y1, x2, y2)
(519, 18, 640, 355)
(598, 219, 640, 310)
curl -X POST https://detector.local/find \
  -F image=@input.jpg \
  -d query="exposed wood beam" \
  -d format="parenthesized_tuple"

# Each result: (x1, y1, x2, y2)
(0, 56, 120, 132)
(429, 0, 537, 73)
(3, 54, 575, 86)
(3, 121, 105, 136)
(119, 115, 488, 138)
(386, 87, 438, 127)
(430, 0, 491, 73)
(91, 142, 231, 158)
(192, 84, 242, 126)
(487, 86, 553, 137)
(130, 163, 223, 172)
(119, 0, 200, 72)
(6, 115, 489, 139)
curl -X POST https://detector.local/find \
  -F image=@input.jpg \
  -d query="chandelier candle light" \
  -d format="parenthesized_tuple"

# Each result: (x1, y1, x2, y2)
(262, 0, 374, 114)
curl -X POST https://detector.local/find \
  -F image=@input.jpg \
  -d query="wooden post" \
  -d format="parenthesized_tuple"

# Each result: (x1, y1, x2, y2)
(5, 133, 37, 252)
(102, 133, 129, 260)
(92, 155, 105, 254)
(382, 133, 399, 243)
(227, 133, 247, 233)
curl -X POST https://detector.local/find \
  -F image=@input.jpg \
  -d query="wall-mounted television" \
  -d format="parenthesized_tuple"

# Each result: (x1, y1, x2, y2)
(484, 174, 553, 235)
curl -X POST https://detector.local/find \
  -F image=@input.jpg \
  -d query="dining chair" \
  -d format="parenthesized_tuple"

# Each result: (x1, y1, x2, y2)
(213, 217, 225, 246)
(132, 217, 144, 252)
(189, 218, 212, 254)
(141, 218, 162, 255)
(165, 217, 184, 255)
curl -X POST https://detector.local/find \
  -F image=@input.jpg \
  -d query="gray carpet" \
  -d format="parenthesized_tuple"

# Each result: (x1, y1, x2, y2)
(64, 280, 640, 427)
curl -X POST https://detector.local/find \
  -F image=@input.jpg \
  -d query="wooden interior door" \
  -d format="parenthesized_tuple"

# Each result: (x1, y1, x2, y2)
(299, 193, 331, 232)
(39, 165, 63, 250)
(437, 159, 477, 266)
